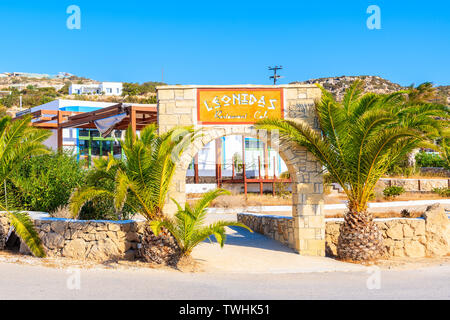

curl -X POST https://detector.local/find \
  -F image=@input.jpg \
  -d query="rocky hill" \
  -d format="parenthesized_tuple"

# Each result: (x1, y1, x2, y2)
(437, 85, 450, 104)
(0, 74, 95, 91)
(291, 75, 449, 104)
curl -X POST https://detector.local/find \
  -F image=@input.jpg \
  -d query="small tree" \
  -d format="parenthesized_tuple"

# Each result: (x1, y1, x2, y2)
(150, 189, 252, 257)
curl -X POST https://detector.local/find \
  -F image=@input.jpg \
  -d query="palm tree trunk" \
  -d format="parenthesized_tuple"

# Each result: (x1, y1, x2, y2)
(337, 210, 385, 261)
(139, 225, 181, 266)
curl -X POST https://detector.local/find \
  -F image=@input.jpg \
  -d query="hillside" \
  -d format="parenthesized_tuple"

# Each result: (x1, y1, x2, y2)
(0, 74, 448, 117)
(0, 74, 162, 116)
(291, 75, 449, 104)
(0, 74, 95, 91)
(437, 85, 450, 104)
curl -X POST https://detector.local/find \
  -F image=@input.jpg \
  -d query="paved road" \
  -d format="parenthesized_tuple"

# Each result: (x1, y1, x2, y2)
(0, 262, 448, 299)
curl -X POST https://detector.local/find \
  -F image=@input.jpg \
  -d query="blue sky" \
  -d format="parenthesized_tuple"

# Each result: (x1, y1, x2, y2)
(0, 0, 448, 86)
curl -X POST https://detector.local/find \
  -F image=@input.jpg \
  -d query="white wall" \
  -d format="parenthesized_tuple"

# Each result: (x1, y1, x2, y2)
(100, 82, 122, 96)
(69, 82, 122, 96)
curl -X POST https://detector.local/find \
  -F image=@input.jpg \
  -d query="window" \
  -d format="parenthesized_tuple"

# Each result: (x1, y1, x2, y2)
(106, 88, 112, 93)
(245, 138, 263, 150)
(79, 129, 89, 137)
(77, 129, 124, 167)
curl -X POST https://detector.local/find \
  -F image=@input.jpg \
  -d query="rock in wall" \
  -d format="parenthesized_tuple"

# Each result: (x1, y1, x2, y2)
(18, 217, 145, 261)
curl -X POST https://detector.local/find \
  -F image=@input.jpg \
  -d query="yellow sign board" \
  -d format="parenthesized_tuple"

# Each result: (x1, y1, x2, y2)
(197, 88, 284, 124)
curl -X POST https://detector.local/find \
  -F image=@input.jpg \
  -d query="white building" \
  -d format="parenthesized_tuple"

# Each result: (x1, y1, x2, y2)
(69, 82, 123, 96)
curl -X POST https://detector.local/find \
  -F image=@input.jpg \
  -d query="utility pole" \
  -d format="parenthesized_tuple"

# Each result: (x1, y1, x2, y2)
(268, 66, 283, 85)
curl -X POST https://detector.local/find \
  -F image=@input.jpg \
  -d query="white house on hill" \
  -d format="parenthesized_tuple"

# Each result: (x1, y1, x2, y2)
(69, 82, 123, 96)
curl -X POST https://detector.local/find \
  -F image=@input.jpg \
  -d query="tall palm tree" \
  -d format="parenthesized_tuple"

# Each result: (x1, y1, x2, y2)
(150, 189, 252, 257)
(70, 124, 197, 220)
(0, 115, 51, 257)
(256, 80, 449, 261)
(69, 124, 198, 264)
(405, 82, 446, 166)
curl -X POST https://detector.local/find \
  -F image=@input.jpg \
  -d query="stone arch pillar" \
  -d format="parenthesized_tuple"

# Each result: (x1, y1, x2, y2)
(156, 85, 325, 256)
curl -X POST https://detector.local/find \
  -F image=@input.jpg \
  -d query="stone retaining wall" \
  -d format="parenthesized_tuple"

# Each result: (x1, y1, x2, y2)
(0, 213, 146, 261)
(0, 213, 10, 249)
(2, 205, 448, 261)
(237, 214, 296, 249)
(238, 204, 450, 258)
(420, 167, 450, 176)
(378, 178, 449, 192)
(330, 178, 449, 194)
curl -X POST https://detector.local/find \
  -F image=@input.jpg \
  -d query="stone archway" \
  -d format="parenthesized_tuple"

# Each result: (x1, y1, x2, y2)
(157, 85, 325, 256)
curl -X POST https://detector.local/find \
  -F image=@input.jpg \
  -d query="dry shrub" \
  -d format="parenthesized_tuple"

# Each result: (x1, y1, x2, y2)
(200, 192, 293, 208)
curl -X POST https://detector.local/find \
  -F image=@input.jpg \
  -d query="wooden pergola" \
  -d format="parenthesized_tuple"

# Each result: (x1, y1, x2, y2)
(15, 103, 157, 150)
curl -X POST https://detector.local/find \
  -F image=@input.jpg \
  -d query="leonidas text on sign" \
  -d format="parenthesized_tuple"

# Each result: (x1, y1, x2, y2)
(197, 88, 284, 124)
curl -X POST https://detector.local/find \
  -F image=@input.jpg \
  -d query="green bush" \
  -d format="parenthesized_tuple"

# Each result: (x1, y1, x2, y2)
(77, 170, 135, 221)
(383, 186, 405, 198)
(78, 197, 133, 220)
(432, 187, 450, 198)
(0, 180, 30, 210)
(415, 152, 446, 168)
(1, 152, 133, 220)
(7, 152, 87, 213)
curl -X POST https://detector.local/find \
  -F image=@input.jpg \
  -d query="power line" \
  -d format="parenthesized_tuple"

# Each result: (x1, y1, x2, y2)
(268, 66, 283, 85)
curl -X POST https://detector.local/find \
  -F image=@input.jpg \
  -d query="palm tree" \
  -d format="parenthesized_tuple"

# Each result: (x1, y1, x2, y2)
(70, 124, 197, 220)
(438, 130, 450, 169)
(256, 80, 449, 261)
(0, 115, 51, 257)
(150, 189, 252, 257)
(69, 124, 198, 263)
(407, 82, 442, 104)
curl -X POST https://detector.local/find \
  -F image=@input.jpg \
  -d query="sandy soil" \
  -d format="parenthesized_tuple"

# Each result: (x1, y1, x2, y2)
(371, 256, 450, 270)
(1, 227, 448, 274)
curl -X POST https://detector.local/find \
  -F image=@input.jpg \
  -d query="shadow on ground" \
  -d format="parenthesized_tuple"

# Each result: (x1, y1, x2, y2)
(204, 226, 296, 254)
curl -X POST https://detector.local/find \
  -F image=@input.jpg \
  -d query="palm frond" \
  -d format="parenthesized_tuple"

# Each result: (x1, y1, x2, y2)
(69, 187, 114, 218)
(1, 204, 46, 257)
